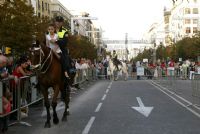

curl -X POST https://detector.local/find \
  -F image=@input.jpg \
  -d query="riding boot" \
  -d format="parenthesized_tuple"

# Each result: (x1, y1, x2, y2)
(61, 86, 67, 102)
(61, 77, 71, 101)
(116, 65, 119, 71)
(65, 74, 71, 91)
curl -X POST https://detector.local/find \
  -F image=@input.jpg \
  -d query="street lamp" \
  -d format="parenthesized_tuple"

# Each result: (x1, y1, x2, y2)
(70, 17, 98, 35)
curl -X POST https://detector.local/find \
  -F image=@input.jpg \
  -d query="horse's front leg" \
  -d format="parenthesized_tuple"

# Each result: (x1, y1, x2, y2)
(62, 82, 70, 121)
(114, 70, 118, 81)
(43, 90, 51, 128)
(52, 86, 60, 125)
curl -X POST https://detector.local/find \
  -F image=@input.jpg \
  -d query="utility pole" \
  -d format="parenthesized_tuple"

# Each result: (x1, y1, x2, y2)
(153, 42, 156, 65)
(125, 33, 128, 61)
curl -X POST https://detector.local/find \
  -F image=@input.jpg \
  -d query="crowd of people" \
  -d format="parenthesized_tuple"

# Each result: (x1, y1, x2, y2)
(0, 51, 32, 133)
(134, 59, 200, 80)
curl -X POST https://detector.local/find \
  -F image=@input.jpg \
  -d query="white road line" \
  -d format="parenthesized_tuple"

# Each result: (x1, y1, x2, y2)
(106, 89, 109, 93)
(101, 94, 107, 101)
(95, 103, 103, 112)
(82, 116, 95, 134)
(108, 82, 112, 89)
(149, 81, 200, 118)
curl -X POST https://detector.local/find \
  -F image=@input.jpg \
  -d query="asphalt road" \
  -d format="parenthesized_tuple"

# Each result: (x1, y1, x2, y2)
(7, 79, 200, 134)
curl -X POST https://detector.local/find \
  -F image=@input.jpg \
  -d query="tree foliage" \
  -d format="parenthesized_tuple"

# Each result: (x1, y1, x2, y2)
(133, 33, 200, 62)
(68, 35, 97, 60)
(0, 0, 37, 54)
(0, 0, 97, 60)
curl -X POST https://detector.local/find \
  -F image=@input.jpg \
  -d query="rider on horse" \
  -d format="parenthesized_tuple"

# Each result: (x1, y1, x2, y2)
(55, 16, 70, 79)
(112, 50, 122, 71)
(55, 16, 72, 101)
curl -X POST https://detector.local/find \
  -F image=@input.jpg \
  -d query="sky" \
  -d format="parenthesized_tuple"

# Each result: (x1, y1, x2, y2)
(59, 0, 172, 40)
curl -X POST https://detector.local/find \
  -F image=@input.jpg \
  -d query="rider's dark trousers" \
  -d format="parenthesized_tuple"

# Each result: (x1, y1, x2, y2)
(60, 48, 70, 72)
(113, 58, 121, 70)
(59, 48, 71, 101)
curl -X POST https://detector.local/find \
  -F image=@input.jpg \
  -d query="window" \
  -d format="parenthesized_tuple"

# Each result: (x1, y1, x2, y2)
(185, 8, 191, 14)
(193, 8, 198, 14)
(45, 3, 47, 11)
(47, 3, 49, 10)
(38, 12, 40, 18)
(38, 0, 40, 10)
(186, 27, 191, 33)
(42, 1, 44, 11)
(194, 0, 197, 3)
(193, 27, 198, 33)
(185, 19, 191, 24)
(193, 19, 198, 24)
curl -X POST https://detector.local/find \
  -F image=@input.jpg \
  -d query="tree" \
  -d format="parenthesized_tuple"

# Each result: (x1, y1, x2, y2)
(34, 16, 51, 43)
(68, 35, 97, 61)
(0, 0, 37, 54)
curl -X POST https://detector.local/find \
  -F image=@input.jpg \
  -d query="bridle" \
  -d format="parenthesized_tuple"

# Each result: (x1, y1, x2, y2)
(32, 46, 53, 74)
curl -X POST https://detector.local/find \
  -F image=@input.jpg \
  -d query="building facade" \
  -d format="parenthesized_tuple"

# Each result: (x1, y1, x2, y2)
(145, 22, 165, 47)
(50, 0, 71, 20)
(36, 0, 51, 18)
(164, 0, 200, 46)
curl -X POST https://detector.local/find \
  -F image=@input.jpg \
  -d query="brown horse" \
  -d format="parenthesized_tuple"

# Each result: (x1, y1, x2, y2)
(30, 44, 71, 128)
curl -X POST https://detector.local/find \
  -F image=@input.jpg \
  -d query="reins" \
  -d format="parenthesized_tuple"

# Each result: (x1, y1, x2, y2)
(32, 46, 53, 74)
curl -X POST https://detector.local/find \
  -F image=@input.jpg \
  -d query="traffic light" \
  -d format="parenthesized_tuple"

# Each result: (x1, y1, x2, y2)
(5, 47, 11, 55)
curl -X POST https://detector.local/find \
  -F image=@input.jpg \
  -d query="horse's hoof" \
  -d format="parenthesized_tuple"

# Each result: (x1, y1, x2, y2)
(53, 118, 59, 124)
(67, 110, 70, 115)
(44, 122, 51, 128)
(62, 116, 67, 122)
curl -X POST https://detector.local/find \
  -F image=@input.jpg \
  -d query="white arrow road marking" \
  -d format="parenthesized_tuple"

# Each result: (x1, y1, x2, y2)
(132, 97, 154, 117)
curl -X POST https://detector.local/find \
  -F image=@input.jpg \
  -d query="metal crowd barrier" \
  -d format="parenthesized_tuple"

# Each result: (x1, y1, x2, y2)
(0, 77, 18, 117)
(72, 67, 97, 86)
(191, 73, 200, 107)
(0, 75, 41, 127)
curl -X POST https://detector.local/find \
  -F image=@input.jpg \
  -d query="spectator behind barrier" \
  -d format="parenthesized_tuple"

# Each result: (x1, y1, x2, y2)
(6, 57, 14, 75)
(0, 82, 12, 133)
(12, 58, 32, 81)
(11, 57, 32, 118)
(0, 52, 8, 80)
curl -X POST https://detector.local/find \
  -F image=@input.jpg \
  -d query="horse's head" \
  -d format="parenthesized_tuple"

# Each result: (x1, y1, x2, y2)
(29, 45, 43, 68)
(29, 44, 51, 70)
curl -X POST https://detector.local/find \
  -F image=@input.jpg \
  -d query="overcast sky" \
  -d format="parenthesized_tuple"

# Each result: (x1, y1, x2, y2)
(59, 0, 172, 40)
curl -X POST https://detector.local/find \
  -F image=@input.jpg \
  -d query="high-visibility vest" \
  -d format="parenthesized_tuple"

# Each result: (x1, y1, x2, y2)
(57, 27, 67, 39)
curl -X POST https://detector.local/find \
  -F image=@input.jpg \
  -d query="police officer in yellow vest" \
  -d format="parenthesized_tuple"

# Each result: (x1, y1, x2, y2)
(55, 16, 70, 78)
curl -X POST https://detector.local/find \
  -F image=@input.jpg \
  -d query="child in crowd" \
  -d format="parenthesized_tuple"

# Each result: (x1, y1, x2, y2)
(0, 84, 12, 133)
